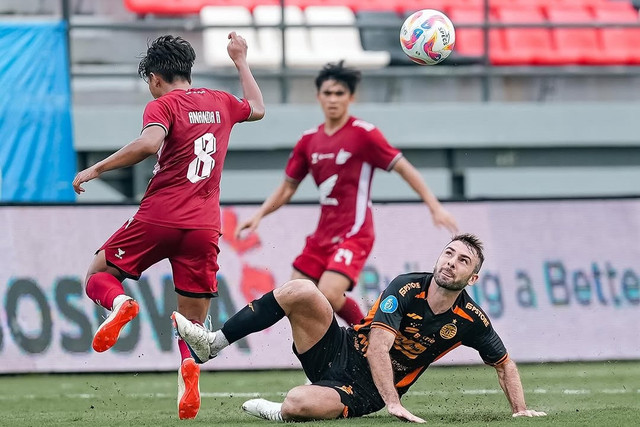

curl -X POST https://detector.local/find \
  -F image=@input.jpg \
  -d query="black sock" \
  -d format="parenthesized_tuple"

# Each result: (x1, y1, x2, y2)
(221, 291, 285, 344)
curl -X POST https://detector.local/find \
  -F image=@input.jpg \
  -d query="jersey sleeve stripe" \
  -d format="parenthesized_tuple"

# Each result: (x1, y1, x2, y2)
(142, 122, 168, 136)
(386, 153, 404, 171)
(370, 322, 397, 335)
(485, 353, 509, 367)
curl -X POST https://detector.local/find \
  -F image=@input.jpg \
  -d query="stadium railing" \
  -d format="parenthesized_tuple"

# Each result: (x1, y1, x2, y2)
(57, 0, 640, 102)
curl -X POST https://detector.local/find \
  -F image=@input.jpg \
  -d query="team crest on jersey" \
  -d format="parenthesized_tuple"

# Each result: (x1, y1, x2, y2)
(380, 296, 398, 313)
(439, 320, 458, 339)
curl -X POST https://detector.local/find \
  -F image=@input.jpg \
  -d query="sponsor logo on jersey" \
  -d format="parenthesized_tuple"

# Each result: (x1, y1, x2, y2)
(115, 248, 125, 259)
(335, 148, 352, 165)
(380, 295, 398, 313)
(465, 302, 490, 327)
(398, 281, 421, 297)
(407, 313, 423, 320)
(439, 320, 458, 339)
(311, 152, 335, 164)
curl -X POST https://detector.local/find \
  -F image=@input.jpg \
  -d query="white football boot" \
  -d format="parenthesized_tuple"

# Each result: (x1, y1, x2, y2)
(172, 311, 217, 363)
(242, 398, 284, 422)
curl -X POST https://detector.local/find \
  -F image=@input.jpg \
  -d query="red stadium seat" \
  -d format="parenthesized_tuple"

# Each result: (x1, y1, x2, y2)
(546, 6, 612, 65)
(448, 7, 503, 61)
(123, 0, 209, 15)
(493, 7, 558, 65)
(593, 3, 640, 64)
(558, 0, 610, 6)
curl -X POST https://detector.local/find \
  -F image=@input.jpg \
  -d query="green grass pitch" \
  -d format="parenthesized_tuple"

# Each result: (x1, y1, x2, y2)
(1, 361, 638, 426)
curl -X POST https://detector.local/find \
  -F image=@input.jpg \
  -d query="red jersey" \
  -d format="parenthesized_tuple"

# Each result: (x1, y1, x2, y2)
(285, 116, 402, 248)
(134, 88, 251, 231)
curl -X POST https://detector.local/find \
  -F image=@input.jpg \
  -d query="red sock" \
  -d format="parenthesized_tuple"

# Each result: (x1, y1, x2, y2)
(85, 272, 124, 310)
(178, 319, 203, 362)
(336, 296, 364, 326)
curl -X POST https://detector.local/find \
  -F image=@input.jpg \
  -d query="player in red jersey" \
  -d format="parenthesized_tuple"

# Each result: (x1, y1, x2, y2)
(236, 61, 458, 326)
(72, 33, 265, 420)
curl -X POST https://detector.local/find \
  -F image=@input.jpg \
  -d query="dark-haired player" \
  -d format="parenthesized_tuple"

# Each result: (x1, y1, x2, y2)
(236, 61, 458, 327)
(174, 234, 546, 422)
(72, 33, 265, 420)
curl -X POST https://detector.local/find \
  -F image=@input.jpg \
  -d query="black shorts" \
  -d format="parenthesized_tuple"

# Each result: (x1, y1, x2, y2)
(293, 317, 385, 418)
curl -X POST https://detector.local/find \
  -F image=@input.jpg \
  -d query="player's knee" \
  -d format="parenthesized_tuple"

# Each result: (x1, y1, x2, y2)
(280, 279, 321, 300)
(281, 387, 312, 420)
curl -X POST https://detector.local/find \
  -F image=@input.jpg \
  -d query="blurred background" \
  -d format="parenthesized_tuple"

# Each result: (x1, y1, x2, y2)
(2, 0, 640, 203)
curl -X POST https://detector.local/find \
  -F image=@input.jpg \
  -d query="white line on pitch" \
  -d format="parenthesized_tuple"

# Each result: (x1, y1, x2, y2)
(0, 388, 637, 401)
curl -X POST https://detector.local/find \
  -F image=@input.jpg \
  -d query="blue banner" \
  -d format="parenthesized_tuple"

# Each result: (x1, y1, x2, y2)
(0, 21, 75, 201)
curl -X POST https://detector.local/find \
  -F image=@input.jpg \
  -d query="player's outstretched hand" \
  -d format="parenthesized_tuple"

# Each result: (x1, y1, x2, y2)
(227, 31, 248, 64)
(235, 215, 261, 240)
(387, 403, 426, 423)
(431, 207, 459, 234)
(512, 409, 547, 417)
(72, 166, 100, 194)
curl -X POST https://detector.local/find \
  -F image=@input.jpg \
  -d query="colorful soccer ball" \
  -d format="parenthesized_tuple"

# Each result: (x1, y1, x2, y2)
(400, 9, 456, 65)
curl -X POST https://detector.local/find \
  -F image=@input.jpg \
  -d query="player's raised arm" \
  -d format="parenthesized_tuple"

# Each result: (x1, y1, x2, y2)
(227, 31, 265, 121)
(73, 125, 165, 194)
(494, 357, 547, 418)
(392, 157, 458, 234)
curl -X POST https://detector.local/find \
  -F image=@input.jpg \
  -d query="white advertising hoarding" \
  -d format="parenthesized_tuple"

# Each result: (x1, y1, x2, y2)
(0, 199, 639, 373)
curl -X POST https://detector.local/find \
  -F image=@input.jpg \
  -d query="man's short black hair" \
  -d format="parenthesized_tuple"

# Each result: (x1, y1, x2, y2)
(450, 233, 485, 274)
(315, 60, 362, 94)
(138, 35, 196, 84)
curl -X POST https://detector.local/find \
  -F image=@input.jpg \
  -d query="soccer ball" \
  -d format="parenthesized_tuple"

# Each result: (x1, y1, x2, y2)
(400, 9, 456, 65)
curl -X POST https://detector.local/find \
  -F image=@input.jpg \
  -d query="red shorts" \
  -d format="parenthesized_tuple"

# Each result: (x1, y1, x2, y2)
(292, 236, 373, 289)
(99, 218, 220, 297)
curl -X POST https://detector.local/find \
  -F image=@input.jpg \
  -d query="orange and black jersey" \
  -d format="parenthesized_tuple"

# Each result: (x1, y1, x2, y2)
(348, 272, 508, 396)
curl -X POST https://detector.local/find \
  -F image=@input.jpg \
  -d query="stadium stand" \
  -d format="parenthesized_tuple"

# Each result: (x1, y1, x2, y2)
(355, 10, 414, 65)
(303, 5, 390, 68)
(200, 5, 279, 69)
(491, 7, 559, 65)
(593, 2, 640, 64)
(4, 0, 640, 202)
(546, 6, 610, 65)
(251, 5, 322, 68)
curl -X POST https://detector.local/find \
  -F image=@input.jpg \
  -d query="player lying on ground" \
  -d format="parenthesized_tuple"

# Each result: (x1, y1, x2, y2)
(173, 233, 546, 423)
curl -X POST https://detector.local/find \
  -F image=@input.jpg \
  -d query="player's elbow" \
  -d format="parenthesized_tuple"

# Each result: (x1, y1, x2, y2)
(248, 103, 265, 121)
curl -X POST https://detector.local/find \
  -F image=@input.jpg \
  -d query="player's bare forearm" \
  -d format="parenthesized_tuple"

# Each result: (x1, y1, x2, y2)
(495, 358, 528, 414)
(367, 328, 401, 407)
(94, 138, 156, 174)
(236, 61, 265, 121)
(393, 158, 440, 210)
(257, 180, 298, 218)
